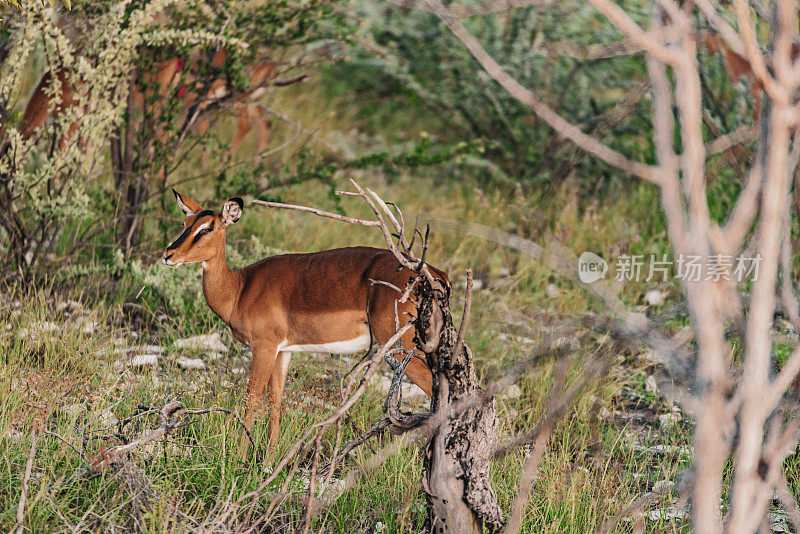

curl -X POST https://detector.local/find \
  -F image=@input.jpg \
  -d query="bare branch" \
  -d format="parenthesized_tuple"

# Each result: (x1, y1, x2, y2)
(417, 0, 662, 184)
(694, 0, 747, 57)
(250, 199, 381, 227)
(387, 0, 553, 18)
(535, 39, 642, 60)
(587, 0, 686, 65)
(454, 268, 473, 358)
(732, 0, 785, 102)
(705, 123, 757, 156)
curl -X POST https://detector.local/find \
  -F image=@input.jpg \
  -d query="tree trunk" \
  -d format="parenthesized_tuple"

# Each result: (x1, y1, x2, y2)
(414, 277, 505, 533)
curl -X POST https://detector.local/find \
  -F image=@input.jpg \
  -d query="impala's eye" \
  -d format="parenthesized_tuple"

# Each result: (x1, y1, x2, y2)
(192, 223, 214, 244)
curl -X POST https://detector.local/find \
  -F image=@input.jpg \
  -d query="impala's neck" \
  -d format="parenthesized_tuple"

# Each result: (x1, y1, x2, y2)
(201, 241, 241, 324)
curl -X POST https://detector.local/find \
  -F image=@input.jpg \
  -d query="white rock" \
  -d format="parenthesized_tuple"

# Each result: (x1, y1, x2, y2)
(640, 349, 660, 364)
(177, 356, 205, 370)
(231, 367, 247, 375)
(174, 333, 228, 352)
(645, 375, 658, 394)
(598, 407, 613, 421)
(506, 384, 522, 399)
(17, 321, 60, 340)
(114, 344, 165, 355)
(659, 413, 681, 427)
(646, 499, 688, 522)
(545, 283, 560, 299)
(645, 289, 665, 306)
(472, 279, 484, 290)
(129, 354, 159, 368)
(56, 300, 82, 313)
(652, 479, 675, 493)
(206, 351, 224, 361)
(82, 321, 100, 335)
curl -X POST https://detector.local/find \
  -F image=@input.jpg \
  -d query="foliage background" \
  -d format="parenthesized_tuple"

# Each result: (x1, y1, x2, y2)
(0, 0, 772, 531)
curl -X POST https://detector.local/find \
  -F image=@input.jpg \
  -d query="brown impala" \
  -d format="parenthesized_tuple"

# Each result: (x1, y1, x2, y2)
(163, 190, 446, 452)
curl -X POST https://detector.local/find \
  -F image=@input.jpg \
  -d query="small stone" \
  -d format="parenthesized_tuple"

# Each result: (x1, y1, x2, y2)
(174, 333, 228, 352)
(472, 278, 484, 290)
(646, 499, 688, 522)
(129, 354, 159, 368)
(545, 283, 560, 299)
(653, 480, 675, 493)
(82, 321, 100, 335)
(645, 375, 658, 394)
(114, 344, 165, 355)
(56, 300, 82, 313)
(598, 407, 613, 421)
(231, 367, 247, 375)
(659, 413, 681, 427)
(17, 321, 60, 340)
(640, 349, 659, 364)
(177, 356, 205, 370)
(506, 384, 522, 399)
(644, 289, 664, 306)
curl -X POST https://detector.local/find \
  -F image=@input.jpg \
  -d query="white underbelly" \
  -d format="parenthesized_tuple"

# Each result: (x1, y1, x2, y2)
(279, 333, 372, 354)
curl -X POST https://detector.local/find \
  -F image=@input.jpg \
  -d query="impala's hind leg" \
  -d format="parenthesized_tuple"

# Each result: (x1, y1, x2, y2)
(400, 327, 433, 397)
(240, 340, 279, 458)
(266, 351, 291, 451)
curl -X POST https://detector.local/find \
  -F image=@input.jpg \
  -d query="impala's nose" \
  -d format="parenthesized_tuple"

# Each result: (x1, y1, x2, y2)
(163, 252, 174, 265)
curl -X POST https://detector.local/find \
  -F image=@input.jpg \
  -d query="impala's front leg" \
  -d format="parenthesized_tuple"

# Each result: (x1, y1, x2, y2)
(240, 340, 279, 457)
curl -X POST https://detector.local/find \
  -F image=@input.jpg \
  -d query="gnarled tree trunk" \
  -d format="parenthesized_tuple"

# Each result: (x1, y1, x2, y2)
(413, 276, 504, 532)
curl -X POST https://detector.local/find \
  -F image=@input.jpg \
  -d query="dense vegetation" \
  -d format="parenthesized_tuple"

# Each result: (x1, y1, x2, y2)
(0, 0, 783, 531)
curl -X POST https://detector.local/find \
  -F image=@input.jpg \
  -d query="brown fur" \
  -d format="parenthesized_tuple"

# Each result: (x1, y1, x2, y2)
(164, 191, 444, 452)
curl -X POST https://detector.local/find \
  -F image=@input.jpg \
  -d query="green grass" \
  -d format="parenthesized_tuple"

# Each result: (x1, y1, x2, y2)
(0, 173, 701, 532)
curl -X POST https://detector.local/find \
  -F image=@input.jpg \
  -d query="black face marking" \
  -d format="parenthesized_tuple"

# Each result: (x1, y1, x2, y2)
(166, 210, 216, 251)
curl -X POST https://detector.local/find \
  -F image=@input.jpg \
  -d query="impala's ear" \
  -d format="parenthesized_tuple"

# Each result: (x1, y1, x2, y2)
(221, 197, 243, 226)
(173, 189, 203, 216)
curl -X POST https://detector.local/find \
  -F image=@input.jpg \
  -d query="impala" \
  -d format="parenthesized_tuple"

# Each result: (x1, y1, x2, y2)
(163, 190, 446, 452)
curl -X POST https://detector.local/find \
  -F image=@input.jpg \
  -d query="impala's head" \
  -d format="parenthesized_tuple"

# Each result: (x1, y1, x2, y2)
(163, 189, 243, 266)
